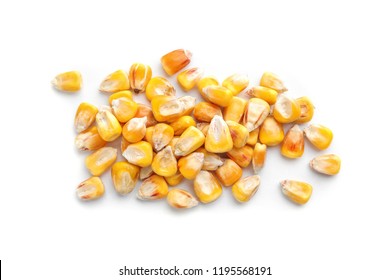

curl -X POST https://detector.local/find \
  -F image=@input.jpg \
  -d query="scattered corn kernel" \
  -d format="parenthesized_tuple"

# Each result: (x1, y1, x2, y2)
(122, 141, 153, 167)
(223, 96, 247, 123)
(99, 70, 130, 93)
(193, 102, 222, 123)
(222, 73, 249, 95)
(161, 49, 192, 75)
(242, 98, 270, 132)
(52, 71, 82, 92)
(144, 126, 154, 145)
(196, 147, 223, 171)
(137, 175, 168, 200)
(252, 143, 267, 174)
(152, 123, 174, 151)
(174, 126, 205, 157)
(140, 165, 154, 180)
(232, 175, 261, 203)
(281, 180, 312, 205)
(177, 67, 203, 91)
(273, 95, 301, 123)
(281, 124, 304, 158)
(194, 171, 223, 203)
(151, 146, 177, 177)
(226, 120, 249, 148)
(109, 91, 138, 123)
(246, 128, 259, 146)
(215, 159, 242, 187)
(205, 115, 233, 153)
(74, 102, 98, 133)
(134, 104, 158, 127)
(246, 86, 278, 105)
(259, 116, 284, 146)
(75, 126, 107, 151)
(310, 154, 341, 175)
(295, 96, 314, 123)
(227, 145, 254, 168)
(151, 95, 195, 122)
(260, 72, 287, 93)
(145, 76, 176, 101)
(178, 152, 204, 180)
(203, 85, 233, 107)
(76, 177, 104, 200)
(85, 147, 117, 176)
(170, 116, 196, 136)
(197, 76, 219, 101)
(164, 172, 184, 186)
(129, 63, 152, 93)
(304, 124, 333, 150)
(196, 122, 210, 136)
(111, 161, 139, 195)
(122, 117, 147, 143)
(167, 189, 199, 209)
(95, 108, 122, 142)
(121, 137, 130, 153)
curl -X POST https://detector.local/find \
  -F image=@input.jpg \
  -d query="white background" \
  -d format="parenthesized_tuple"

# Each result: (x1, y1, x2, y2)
(0, 0, 389, 279)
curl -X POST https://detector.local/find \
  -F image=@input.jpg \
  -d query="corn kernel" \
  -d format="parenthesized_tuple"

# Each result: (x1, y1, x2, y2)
(196, 147, 223, 171)
(193, 102, 222, 123)
(134, 104, 158, 127)
(109, 91, 138, 123)
(164, 172, 184, 186)
(227, 145, 253, 168)
(310, 154, 341, 175)
(144, 126, 154, 145)
(197, 123, 210, 136)
(99, 70, 130, 93)
(246, 86, 278, 105)
(122, 117, 147, 143)
(167, 137, 180, 155)
(252, 143, 267, 174)
(226, 120, 249, 148)
(174, 126, 205, 157)
(170, 116, 196, 136)
(167, 189, 199, 209)
(194, 171, 222, 204)
(215, 159, 242, 187)
(121, 137, 130, 153)
(259, 116, 284, 146)
(203, 85, 233, 107)
(52, 71, 82, 92)
(222, 73, 249, 95)
(129, 63, 152, 93)
(273, 95, 301, 123)
(76, 177, 104, 200)
(178, 152, 204, 180)
(140, 165, 154, 180)
(122, 141, 153, 167)
(145, 76, 176, 101)
(151, 146, 177, 177)
(85, 147, 117, 176)
(111, 162, 140, 195)
(197, 76, 219, 101)
(137, 175, 168, 200)
(295, 96, 314, 123)
(177, 67, 203, 91)
(246, 128, 259, 146)
(75, 126, 107, 151)
(152, 123, 174, 151)
(304, 124, 333, 150)
(205, 115, 233, 153)
(151, 95, 196, 123)
(74, 102, 98, 133)
(223, 96, 247, 123)
(161, 49, 192, 75)
(281, 180, 312, 205)
(242, 98, 270, 132)
(260, 72, 287, 93)
(95, 108, 122, 142)
(281, 124, 304, 158)
(232, 175, 261, 203)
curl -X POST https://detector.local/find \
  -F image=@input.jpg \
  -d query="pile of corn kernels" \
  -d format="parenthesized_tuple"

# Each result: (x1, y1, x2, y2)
(52, 49, 341, 209)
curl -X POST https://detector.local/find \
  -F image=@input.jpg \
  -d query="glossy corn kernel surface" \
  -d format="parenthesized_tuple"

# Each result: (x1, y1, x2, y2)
(137, 175, 168, 200)
(161, 49, 192, 75)
(165, 172, 184, 186)
(246, 86, 278, 105)
(197, 76, 219, 101)
(75, 126, 107, 151)
(205, 115, 233, 153)
(140, 165, 154, 180)
(109, 91, 138, 123)
(129, 63, 152, 93)
(52, 71, 82, 92)
(151, 146, 178, 177)
(170, 116, 196, 136)
(194, 171, 222, 203)
(99, 70, 130, 93)
(111, 162, 140, 195)
(232, 175, 261, 203)
(215, 159, 242, 187)
(134, 104, 158, 127)
(222, 74, 249, 95)
(174, 126, 205, 157)
(281, 125, 304, 158)
(223, 96, 247, 123)
(226, 121, 249, 148)
(281, 180, 312, 205)
(177, 67, 203, 91)
(196, 148, 223, 171)
(178, 152, 204, 180)
(122, 117, 147, 143)
(252, 143, 267, 174)
(259, 116, 284, 146)
(122, 141, 153, 167)
(151, 96, 195, 123)
(295, 96, 314, 123)
(167, 189, 199, 209)
(227, 145, 254, 168)
(95, 108, 122, 142)
(203, 85, 233, 107)
(74, 102, 98, 133)
(304, 124, 333, 150)
(145, 76, 176, 101)
(77, 177, 105, 200)
(242, 98, 270, 132)
(85, 147, 117, 176)
(310, 154, 341, 175)
(246, 128, 259, 146)
(260, 72, 287, 93)
(273, 95, 301, 123)
(152, 123, 174, 152)
(193, 102, 222, 123)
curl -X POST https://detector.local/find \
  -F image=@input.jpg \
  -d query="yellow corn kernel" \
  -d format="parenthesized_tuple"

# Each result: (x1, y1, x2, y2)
(129, 63, 152, 93)
(137, 175, 168, 200)
(295, 96, 314, 124)
(122, 141, 153, 167)
(304, 124, 333, 150)
(121, 137, 130, 153)
(95, 108, 122, 142)
(144, 126, 154, 145)
(259, 116, 284, 146)
(52, 70, 82, 92)
(161, 49, 192, 75)
(174, 126, 205, 157)
(226, 121, 249, 148)
(246, 128, 259, 146)
(205, 115, 233, 153)
(273, 95, 301, 123)
(76, 177, 104, 200)
(152, 123, 174, 152)
(74, 102, 98, 133)
(246, 86, 278, 105)
(140, 165, 154, 180)
(167, 137, 180, 153)
(111, 162, 140, 195)
(134, 104, 158, 127)
(164, 172, 184, 186)
(109, 91, 138, 123)
(194, 171, 223, 203)
(197, 123, 210, 136)
(223, 96, 247, 123)
(222, 73, 249, 95)
(252, 143, 267, 174)
(169, 116, 196, 136)
(281, 180, 312, 205)
(215, 159, 242, 187)
(310, 154, 341, 175)
(122, 117, 147, 143)
(85, 147, 117, 176)
(243, 98, 270, 132)
(145, 76, 176, 101)
(151, 95, 196, 123)
(196, 148, 223, 171)
(193, 102, 222, 123)
(167, 189, 199, 209)
(232, 175, 261, 203)
(151, 146, 177, 177)
(227, 145, 254, 168)
(178, 152, 204, 180)
(197, 76, 219, 101)
(177, 67, 203, 91)
(203, 85, 233, 107)
(260, 72, 287, 93)
(75, 126, 107, 151)
(99, 70, 130, 93)
(281, 124, 304, 158)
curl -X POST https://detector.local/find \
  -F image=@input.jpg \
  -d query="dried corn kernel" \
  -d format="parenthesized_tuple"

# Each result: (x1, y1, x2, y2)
(193, 102, 222, 123)
(252, 143, 267, 174)
(109, 91, 138, 123)
(215, 159, 242, 187)
(310, 154, 341, 175)
(227, 145, 253, 168)
(144, 126, 154, 145)
(167, 189, 198, 209)
(246, 86, 278, 105)
(259, 116, 284, 146)
(203, 85, 233, 107)
(273, 95, 301, 123)
(161, 49, 192, 75)
(178, 152, 204, 180)
(75, 126, 106, 151)
(226, 121, 249, 148)
(164, 172, 184, 186)
(223, 96, 247, 123)
(197, 76, 219, 101)
(196, 147, 223, 171)
(151, 146, 177, 177)
(134, 104, 158, 127)
(281, 124, 304, 158)
(76, 177, 104, 200)
(304, 124, 333, 150)
(281, 180, 312, 205)
(52, 71, 82, 92)
(260, 72, 287, 93)
(170, 116, 196, 136)
(174, 126, 205, 157)
(145, 76, 176, 101)
(194, 171, 222, 204)
(122, 117, 147, 143)
(177, 67, 203, 91)
(85, 147, 117, 176)
(295, 96, 314, 123)
(152, 123, 174, 152)
(167, 137, 180, 153)
(197, 123, 210, 136)
(99, 70, 130, 93)
(205, 115, 233, 153)
(95, 108, 122, 142)
(246, 128, 259, 146)
(222, 73, 249, 95)
(140, 165, 154, 180)
(232, 175, 261, 203)
(122, 141, 153, 167)
(242, 98, 270, 132)
(111, 162, 140, 195)
(137, 175, 168, 200)
(129, 63, 152, 93)
(151, 95, 196, 123)
(121, 137, 130, 153)
(74, 102, 98, 133)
